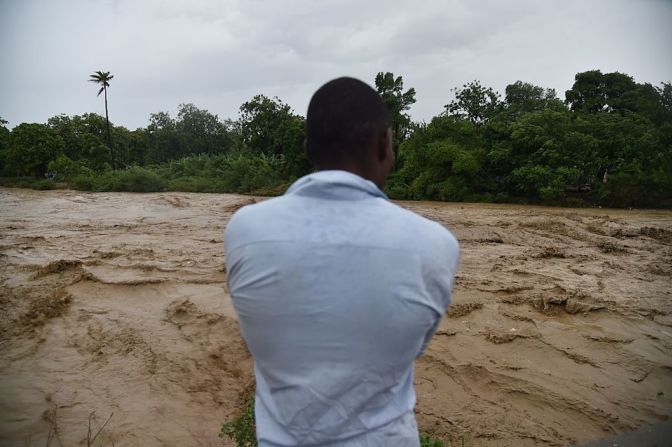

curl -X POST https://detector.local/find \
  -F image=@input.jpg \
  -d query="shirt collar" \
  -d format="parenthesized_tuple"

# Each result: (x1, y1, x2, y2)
(285, 170, 389, 200)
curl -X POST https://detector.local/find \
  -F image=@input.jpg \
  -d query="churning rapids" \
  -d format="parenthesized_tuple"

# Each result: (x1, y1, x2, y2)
(1, 188, 670, 446)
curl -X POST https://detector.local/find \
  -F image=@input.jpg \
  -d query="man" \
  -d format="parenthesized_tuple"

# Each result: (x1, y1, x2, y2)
(225, 77, 459, 446)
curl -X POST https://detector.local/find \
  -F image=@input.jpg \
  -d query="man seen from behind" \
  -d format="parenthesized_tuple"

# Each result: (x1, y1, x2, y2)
(224, 77, 460, 446)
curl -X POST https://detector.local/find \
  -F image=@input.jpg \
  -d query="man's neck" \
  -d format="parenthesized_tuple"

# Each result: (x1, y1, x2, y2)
(316, 164, 382, 189)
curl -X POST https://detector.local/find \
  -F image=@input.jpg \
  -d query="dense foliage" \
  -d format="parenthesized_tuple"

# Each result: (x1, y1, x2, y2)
(1, 70, 670, 207)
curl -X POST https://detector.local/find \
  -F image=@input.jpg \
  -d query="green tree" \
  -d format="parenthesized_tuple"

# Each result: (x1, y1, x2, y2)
(112, 126, 150, 167)
(564, 70, 638, 113)
(374, 72, 417, 142)
(175, 103, 236, 156)
(506, 108, 597, 198)
(504, 81, 562, 114)
(374, 72, 417, 170)
(146, 111, 180, 163)
(88, 70, 115, 167)
(5, 123, 64, 177)
(239, 95, 308, 178)
(445, 80, 502, 125)
(47, 114, 79, 160)
(658, 82, 672, 112)
(391, 114, 488, 201)
(0, 117, 10, 174)
(47, 113, 111, 169)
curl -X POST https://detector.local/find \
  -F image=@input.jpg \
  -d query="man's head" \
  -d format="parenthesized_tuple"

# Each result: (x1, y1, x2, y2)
(306, 77, 394, 188)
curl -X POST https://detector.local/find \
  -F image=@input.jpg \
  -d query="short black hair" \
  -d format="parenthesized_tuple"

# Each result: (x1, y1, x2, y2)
(306, 77, 391, 167)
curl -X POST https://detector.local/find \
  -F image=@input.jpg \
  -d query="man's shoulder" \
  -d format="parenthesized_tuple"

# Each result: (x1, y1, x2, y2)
(228, 196, 280, 223)
(225, 195, 458, 258)
(380, 200, 437, 228)
(381, 200, 453, 235)
(224, 197, 283, 246)
(376, 200, 459, 255)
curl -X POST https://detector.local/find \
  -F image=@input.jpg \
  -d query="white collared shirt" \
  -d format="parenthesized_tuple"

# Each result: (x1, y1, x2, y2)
(225, 170, 460, 446)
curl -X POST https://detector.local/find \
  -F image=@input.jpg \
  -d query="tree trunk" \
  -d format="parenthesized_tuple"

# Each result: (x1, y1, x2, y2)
(104, 87, 115, 168)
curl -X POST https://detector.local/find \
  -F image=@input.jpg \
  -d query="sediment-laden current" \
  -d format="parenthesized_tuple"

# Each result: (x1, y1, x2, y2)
(0, 188, 670, 446)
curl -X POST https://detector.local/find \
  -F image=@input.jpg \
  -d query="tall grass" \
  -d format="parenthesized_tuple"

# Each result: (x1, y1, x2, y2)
(65, 152, 287, 194)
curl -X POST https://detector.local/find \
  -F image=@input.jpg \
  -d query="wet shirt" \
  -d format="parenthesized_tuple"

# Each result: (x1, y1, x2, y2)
(224, 170, 460, 446)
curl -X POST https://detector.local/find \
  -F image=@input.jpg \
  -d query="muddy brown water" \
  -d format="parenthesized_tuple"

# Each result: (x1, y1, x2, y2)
(1, 188, 670, 446)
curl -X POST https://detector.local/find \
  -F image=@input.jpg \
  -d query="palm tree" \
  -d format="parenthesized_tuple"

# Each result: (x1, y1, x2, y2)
(89, 70, 115, 167)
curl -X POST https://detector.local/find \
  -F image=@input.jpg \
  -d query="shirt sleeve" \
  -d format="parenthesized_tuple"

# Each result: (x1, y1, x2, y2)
(416, 228, 460, 358)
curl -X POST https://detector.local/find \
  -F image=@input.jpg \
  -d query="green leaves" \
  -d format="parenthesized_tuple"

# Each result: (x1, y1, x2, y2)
(394, 115, 487, 202)
(4, 123, 64, 177)
(2, 68, 669, 208)
(89, 71, 113, 95)
(564, 70, 647, 114)
(375, 72, 417, 143)
(239, 95, 309, 178)
(88, 71, 113, 86)
(388, 70, 672, 207)
(445, 80, 501, 125)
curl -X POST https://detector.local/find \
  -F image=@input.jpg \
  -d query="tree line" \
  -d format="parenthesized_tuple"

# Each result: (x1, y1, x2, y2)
(0, 69, 670, 208)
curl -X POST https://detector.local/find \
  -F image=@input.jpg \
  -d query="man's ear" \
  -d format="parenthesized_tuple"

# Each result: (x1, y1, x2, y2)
(377, 128, 392, 162)
(304, 139, 315, 166)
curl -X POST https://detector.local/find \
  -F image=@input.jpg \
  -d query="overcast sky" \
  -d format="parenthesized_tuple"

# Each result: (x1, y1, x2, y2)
(1, 0, 671, 130)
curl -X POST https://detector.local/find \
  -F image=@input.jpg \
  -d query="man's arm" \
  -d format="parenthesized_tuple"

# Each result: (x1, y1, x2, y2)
(415, 229, 460, 359)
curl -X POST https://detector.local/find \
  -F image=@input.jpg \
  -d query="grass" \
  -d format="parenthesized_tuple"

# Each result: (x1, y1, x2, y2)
(42, 408, 113, 447)
(0, 176, 60, 190)
(220, 394, 257, 447)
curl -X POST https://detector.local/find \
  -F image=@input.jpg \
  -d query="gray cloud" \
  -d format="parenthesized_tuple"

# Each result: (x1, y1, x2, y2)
(1, 0, 670, 129)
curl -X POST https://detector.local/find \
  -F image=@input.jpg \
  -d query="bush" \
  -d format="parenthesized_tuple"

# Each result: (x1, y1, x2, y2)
(248, 180, 293, 196)
(216, 152, 284, 193)
(413, 175, 470, 202)
(596, 162, 669, 208)
(165, 176, 222, 193)
(110, 166, 165, 192)
(66, 153, 287, 194)
(385, 172, 412, 199)
(0, 177, 34, 188)
(70, 174, 99, 191)
(157, 152, 286, 194)
(0, 177, 56, 190)
(47, 155, 92, 181)
(31, 179, 56, 190)
(492, 192, 512, 203)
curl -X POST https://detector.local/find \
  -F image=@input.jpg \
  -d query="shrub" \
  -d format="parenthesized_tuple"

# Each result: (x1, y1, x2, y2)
(0, 177, 34, 188)
(165, 176, 222, 193)
(385, 172, 412, 199)
(47, 155, 92, 181)
(31, 179, 56, 190)
(217, 152, 284, 193)
(110, 166, 165, 192)
(492, 192, 512, 203)
(70, 174, 98, 191)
